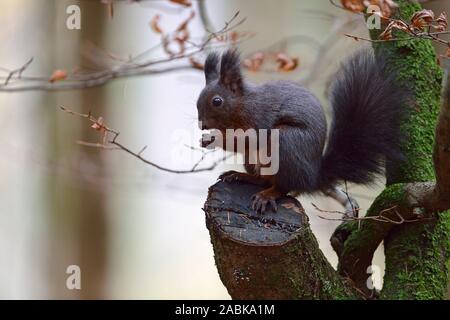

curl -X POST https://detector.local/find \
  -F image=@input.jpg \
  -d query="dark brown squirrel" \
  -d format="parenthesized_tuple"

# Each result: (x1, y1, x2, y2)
(196, 48, 409, 215)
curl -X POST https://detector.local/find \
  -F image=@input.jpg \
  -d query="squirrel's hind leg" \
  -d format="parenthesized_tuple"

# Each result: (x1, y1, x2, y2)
(322, 186, 360, 218)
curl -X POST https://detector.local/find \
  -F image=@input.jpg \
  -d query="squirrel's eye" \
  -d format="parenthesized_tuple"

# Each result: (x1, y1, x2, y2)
(212, 96, 223, 107)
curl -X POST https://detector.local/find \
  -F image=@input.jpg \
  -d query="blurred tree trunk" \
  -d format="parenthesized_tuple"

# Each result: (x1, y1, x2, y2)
(48, 0, 108, 299)
(76, 1, 109, 299)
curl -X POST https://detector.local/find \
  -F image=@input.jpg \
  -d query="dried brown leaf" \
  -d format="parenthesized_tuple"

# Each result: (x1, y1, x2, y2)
(175, 29, 190, 43)
(379, 24, 393, 40)
(276, 53, 299, 72)
(150, 15, 163, 34)
(436, 12, 448, 32)
(189, 57, 204, 70)
(379, 20, 410, 40)
(230, 31, 239, 43)
(392, 20, 410, 32)
(91, 117, 106, 132)
(340, 0, 365, 13)
(49, 69, 67, 83)
(242, 52, 264, 72)
(341, 0, 397, 18)
(369, 0, 398, 18)
(176, 11, 195, 32)
(169, 0, 192, 7)
(411, 9, 435, 30)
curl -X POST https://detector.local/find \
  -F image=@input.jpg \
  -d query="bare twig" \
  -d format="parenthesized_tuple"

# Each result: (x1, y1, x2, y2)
(1, 57, 33, 86)
(311, 203, 428, 224)
(60, 106, 229, 174)
(345, 30, 450, 44)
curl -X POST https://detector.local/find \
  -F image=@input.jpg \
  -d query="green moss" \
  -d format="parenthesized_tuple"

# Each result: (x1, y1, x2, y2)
(334, 0, 448, 299)
(390, 48, 442, 182)
(381, 210, 450, 299)
(365, 0, 450, 299)
(341, 183, 406, 253)
(370, 0, 442, 184)
(283, 228, 360, 299)
(368, 184, 407, 213)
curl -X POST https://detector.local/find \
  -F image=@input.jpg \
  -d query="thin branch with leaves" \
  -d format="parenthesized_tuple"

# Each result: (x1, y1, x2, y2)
(60, 106, 230, 174)
(0, 11, 246, 92)
(336, 1, 450, 57)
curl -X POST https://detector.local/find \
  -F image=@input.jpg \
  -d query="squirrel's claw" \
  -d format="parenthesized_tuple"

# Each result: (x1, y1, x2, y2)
(251, 188, 280, 214)
(218, 170, 240, 182)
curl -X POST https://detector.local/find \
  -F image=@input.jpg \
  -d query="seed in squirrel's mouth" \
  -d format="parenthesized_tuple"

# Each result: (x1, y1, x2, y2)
(200, 131, 216, 148)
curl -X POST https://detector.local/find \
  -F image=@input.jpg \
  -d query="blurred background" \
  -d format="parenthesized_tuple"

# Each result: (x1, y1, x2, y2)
(0, 0, 448, 299)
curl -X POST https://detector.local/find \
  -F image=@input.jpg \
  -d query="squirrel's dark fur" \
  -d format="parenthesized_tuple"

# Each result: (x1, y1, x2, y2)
(197, 48, 408, 213)
(320, 49, 407, 188)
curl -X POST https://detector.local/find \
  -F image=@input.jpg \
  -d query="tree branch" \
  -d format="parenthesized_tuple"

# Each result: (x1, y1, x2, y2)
(0, 12, 245, 92)
(331, 181, 438, 294)
(60, 106, 230, 174)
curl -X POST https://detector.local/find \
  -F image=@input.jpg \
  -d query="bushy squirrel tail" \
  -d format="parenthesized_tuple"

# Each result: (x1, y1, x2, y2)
(319, 48, 409, 189)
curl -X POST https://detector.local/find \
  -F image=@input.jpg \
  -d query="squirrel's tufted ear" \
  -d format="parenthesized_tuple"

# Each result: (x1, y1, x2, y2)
(204, 52, 220, 84)
(219, 49, 243, 94)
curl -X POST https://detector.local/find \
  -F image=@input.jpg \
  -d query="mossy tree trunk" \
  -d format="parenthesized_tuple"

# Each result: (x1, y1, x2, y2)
(205, 181, 359, 299)
(335, 0, 450, 299)
(205, 0, 450, 299)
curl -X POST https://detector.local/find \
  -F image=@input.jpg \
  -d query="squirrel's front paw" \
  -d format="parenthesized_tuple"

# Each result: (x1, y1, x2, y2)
(251, 187, 282, 214)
